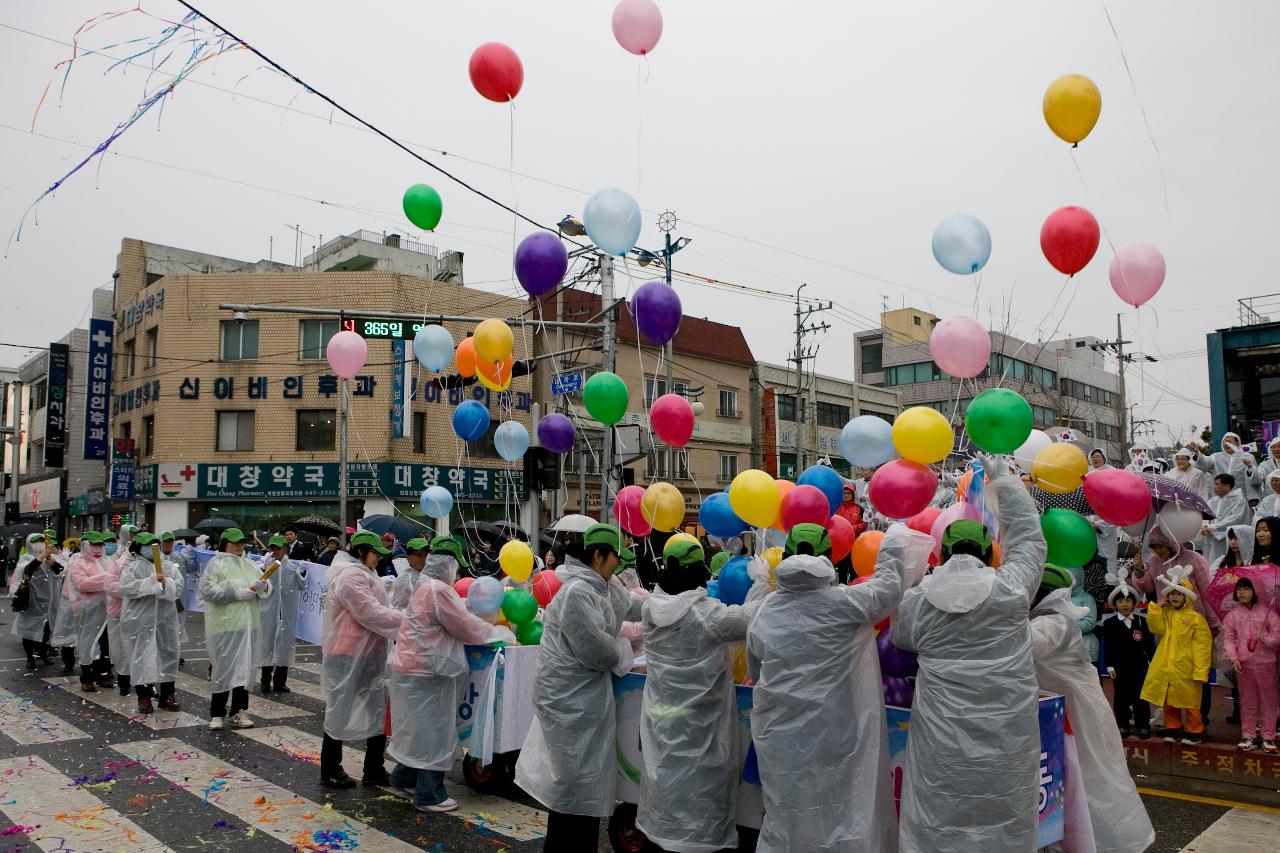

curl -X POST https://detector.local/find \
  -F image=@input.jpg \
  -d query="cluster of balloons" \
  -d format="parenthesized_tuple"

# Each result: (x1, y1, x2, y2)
(452, 541, 550, 645)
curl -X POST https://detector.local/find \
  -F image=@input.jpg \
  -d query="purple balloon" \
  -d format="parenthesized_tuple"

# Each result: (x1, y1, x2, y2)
(537, 412, 575, 454)
(515, 232, 569, 297)
(877, 630, 919, 680)
(630, 281, 682, 344)
(883, 676, 915, 708)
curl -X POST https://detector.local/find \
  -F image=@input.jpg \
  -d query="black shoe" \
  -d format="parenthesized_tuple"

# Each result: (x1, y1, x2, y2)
(119, 684, 131, 697)
(260, 682, 272, 694)
(1135, 729, 1152, 739)
(1120, 726, 1132, 739)
(41, 654, 55, 665)
(61, 664, 76, 675)
(273, 684, 291, 694)
(361, 770, 391, 787)
(25, 659, 37, 671)
(1181, 732, 1204, 745)
(1158, 728, 1184, 742)
(321, 771, 357, 789)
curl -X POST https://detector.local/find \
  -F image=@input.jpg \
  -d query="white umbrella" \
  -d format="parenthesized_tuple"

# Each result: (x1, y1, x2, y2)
(551, 514, 596, 533)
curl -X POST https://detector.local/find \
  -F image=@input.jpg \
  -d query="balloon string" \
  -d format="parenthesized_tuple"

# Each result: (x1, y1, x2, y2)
(636, 56, 644, 193)
(1100, 1, 1170, 216)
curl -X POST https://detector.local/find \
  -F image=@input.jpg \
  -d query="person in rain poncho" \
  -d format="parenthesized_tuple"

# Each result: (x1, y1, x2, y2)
(50, 531, 113, 690)
(1134, 524, 1218, 627)
(1253, 516, 1280, 565)
(10, 533, 63, 670)
(320, 530, 405, 788)
(1212, 525, 1255, 578)
(1090, 448, 1112, 470)
(118, 532, 184, 714)
(1064, 564, 1100, 661)
(49, 538, 76, 673)
(103, 523, 140, 695)
(388, 541, 510, 812)
(200, 527, 271, 730)
(1200, 474, 1251, 565)
(1190, 433, 1260, 501)
(893, 453, 1048, 853)
(389, 537, 430, 610)
(1030, 565, 1156, 853)
(1255, 471, 1280, 522)
(1143, 570, 1213, 744)
(157, 531, 191, 648)
(515, 523, 638, 849)
(748, 521, 929, 853)
(258, 534, 307, 694)
(1167, 448, 1210, 502)
(1221, 577, 1280, 752)
(1126, 445, 1152, 474)
(636, 536, 772, 853)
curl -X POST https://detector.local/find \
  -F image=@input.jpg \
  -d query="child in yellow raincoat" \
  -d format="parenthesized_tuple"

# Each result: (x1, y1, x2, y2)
(1142, 569, 1213, 745)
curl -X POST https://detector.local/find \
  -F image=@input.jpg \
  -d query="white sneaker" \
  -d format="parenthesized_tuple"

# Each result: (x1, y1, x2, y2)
(208, 717, 225, 731)
(228, 713, 254, 730)
(416, 797, 459, 813)
(1237, 737, 1255, 751)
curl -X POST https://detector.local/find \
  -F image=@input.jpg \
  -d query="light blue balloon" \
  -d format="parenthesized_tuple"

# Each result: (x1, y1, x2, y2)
(840, 415, 895, 468)
(413, 324, 454, 372)
(420, 485, 453, 519)
(583, 188, 642, 256)
(931, 214, 992, 275)
(494, 420, 530, 463)
(468, 575, 505, 614)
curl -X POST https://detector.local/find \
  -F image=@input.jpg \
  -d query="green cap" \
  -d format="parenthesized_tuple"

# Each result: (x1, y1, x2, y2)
(785, 523, 832, 558)
(133, 532, 158, 546)
(663, 537, 705, 567)
(82, 531, 106, 545)
(350, 530, 391, 555)
(102, 531, 117, 543)
(25, 532, 44, 545)
(43, 529, 56, 540)
(120, 524, 139, 537)
(220, 527, 246, 543)
(1041, 564, 1074, 591)
(583, 523, 635, 563)
(709, 552, 731, 577)
(429, 535, 466, 564)
(267, 534, 286, 547)
(941, 520, 993, 554)
(159, 531, 175, 542)
(404, 537, 430, 553)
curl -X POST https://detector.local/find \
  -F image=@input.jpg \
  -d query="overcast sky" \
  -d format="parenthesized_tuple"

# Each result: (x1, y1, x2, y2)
(3, 1, 1277, 445)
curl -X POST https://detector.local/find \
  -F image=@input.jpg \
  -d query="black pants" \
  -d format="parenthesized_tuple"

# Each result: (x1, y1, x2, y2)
(135, 683, 175, 702)
(543, 811, 601, 852)
(209, 686, 249, 718)
(61, 646, 75, 669)
(1201, 680, 1213, 722)
(1112, 668, 1150, 730)
(21, 638, 46, 661)
(261, 665, 289, 690)
(320, 733, 386, 779)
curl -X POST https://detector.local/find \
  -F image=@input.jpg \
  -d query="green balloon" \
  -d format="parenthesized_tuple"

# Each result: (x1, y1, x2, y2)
(515, 619, 543, 645)
(1040, 508, 1098, 568)
(402, 183, 443, 231)
(501, 588, 538, 626)
(583, 372, 629, 425)
(964, 388, 1033, 453)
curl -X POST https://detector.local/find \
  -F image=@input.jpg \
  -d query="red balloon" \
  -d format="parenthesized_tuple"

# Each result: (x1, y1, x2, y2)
(614, 485, 652, 537)
(651, 394, 694, 448)
(1040, 206, 1100, 276)
(469, 42, 524, 103)
(531, 570, 563, 607)
(826, 514, 856, 563)
(779, 485, 830, 531)
(868, 460, 938, 520)
(1082, 468, 1152, 526)
(453, 577, 475, 597)
(907, 506, 942, 535)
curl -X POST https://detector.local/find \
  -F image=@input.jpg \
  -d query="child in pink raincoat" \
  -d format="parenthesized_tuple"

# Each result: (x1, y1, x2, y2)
(1220, 577, 1280, 752)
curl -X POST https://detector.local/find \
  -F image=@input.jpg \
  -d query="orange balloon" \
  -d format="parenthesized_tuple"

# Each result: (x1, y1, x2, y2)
(456, 337, 477, 378)
(773, 480, 796, 531)
(991, 540, 1003, 569)
(851, 530, 884, 577)
(476, 353, 514, 392)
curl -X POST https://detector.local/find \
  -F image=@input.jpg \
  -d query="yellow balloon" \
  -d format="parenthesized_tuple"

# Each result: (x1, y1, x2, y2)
(641, 482, 686, 532)
(892, 406, 955, 465)
(499, 539, 534, 582)
(1032, 442, 1089, 494)
(763, 546, 784, 591)
(729, 469, 781, 528)
(474, 318, 514, 364)
(1043, 74, 1101, 146)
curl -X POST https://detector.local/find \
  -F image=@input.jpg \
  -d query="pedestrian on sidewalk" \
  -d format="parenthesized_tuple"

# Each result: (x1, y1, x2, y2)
(119, 532, 184, 713)
(1221, 578, 1280, 752)
(259, 534, 306, 694)
(10, 532, 63, 670)
(1103, 586, 1156, 738)
(50, 531, 113, 690)
(1143, 570, 1213, 745)
(200, 527, 270, 730)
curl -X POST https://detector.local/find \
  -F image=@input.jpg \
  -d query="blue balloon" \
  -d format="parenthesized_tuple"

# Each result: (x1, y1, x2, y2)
(583, 188, 642, 256)
(420, 485, 453, 519)
(797, 465, 844, 515)
(716, 556, 752, 606)
(494, 420, 530, 463)
(452, 400, 490, 441)
(467, 576, 505, 615)
(413, 324, 454, 371)
(699, 492, 749, 539)
(931, 214, 992, 275)
(706, 579, 720, 600)
(840, 415, 895, 469)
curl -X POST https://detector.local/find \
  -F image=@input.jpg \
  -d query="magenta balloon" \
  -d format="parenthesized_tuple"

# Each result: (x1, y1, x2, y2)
(929, 500, 983, 555)
(326, 330, 368, 380)
(614, 484, 651, 536)
(514, 232, 569, 297)
(537, 413, 575, 454)
(611, 0, 663, 55)
(650, 393, 694, 448)
(868, 460, 938, 520)
(1109, 244, 1166, 308)
(1082, 468, 1152, 526)
(779, 484, 831, 531)
(930, 314, 992, 379)
(630, 281, 682, 345)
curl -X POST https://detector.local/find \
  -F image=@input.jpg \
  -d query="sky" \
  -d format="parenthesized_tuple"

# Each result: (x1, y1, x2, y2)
(2, 1, 1277, 446)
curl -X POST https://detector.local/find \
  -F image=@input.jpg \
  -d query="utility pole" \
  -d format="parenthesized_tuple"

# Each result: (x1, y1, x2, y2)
(1090, 314, 1158, 461)
(338, 377, 349, 545)
(600, 254, 617, 525)
(792, 285, 831, 474)
(5, 381, 21, 520)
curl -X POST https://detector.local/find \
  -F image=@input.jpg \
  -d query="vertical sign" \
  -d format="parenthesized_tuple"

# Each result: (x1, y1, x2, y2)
(83, 319, 114, 460)
(109, 437, 135, 500)
(43, 342, 69, 468)
(761, 386, 778, 477)
(390, 339, 410, 439)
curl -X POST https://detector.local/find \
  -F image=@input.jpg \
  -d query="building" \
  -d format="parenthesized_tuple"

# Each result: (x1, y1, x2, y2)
(110, 233, 531, 536)
(1207, 294, 1280, 445)
(751, 361, 901, 479)
(1045, 336, 1123, 457)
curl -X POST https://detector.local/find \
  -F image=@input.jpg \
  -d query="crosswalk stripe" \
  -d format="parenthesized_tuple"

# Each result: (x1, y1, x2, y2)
(111, 737, 420, 852)
(0, 755, 168, 851)
(172, 672, 309, 720)
(0, 686, 89, 745)
(43, 677, 203, 730)
(235, 725, 547, 842)
(292, 661, 324, 676)
(1181, 807, 1280, 852)
(272, 676, 324, 702)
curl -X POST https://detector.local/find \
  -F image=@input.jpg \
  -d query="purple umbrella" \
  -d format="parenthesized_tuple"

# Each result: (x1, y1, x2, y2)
(1140, 473, 1214, 517)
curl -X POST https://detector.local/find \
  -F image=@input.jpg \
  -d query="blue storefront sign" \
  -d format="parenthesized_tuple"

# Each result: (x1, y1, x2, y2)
(551, 371, 584, 396)
(83, 319, 114, 460)
(109, 465, 134, 500)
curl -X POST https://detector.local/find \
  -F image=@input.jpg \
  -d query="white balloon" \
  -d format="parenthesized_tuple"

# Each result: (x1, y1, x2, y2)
(1121, 510, 1156, 541)
(1158, 503, 1203, 545)
(1013, 429, 1054, 473)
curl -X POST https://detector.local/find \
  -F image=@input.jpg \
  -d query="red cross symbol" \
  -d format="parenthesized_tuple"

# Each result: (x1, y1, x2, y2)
(179, 465, 197, 481)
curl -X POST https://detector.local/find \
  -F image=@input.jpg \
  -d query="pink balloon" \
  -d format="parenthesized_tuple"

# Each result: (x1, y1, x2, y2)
(779, 485, 830, 531)
(1109, 244, 1166, 308)
(612, 0, 663, 56)
(869, 460, 938, 520)
(930, 315, 991, 379)
(326, 330, 368, 380)
(614, 485, 651, 536)
(929, 501, 984, 556)
(651, 393, 694, 448)
(907, 506, 942, 536)
(1083, 468, 1152, 526)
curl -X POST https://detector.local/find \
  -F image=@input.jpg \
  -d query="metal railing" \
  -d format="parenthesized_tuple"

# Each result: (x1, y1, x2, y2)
(1238, 294, 1280, 326)
(304, 230, 438, 266)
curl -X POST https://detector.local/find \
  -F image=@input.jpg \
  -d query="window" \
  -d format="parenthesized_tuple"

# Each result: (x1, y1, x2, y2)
(217, 411, 255, 451)
(883, 362, 944, 386)
(719, 453, 738, 482)
(120, 421, 131, 440)
(221, 320, 259, 361)
(1031, 405, 1056, 427)
(776, 393, 797, 422)
(143, 415, 155, 456)
(816, 401, 850, 428)
(990, 354, 1056, 390)
(30, 380, 47, 411)
(296, 409, 334, 451)
(412, 411, 426, 454)
(300, 319, 341, 360)
(470, 422, 502, 460)
(1097, 422, 1122, 443)
(1066, 418, 1095, 438)
(718, 389, 739, 418)
(644, 377, 686, 406)
(122, 340, 136, 378)
(860, 342, 883, 373)
(912, 315, 922, 326)
(145, 328, 158, 368)
(830, 457, 851, 478)
(779, 452, 798, 480)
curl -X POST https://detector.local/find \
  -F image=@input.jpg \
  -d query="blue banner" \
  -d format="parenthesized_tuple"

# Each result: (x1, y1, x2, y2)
(391, 339, 408, 438)
(109, 464, 134, 500)
(83, 319, 114, 460)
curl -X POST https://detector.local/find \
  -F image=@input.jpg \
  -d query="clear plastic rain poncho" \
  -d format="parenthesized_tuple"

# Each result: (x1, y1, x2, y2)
(892, 475, 1047, 853)
(50, 548, 110, 663)
(260, 555, 307, 667)
(748, 528, 932, 853)
(322, 550, 405, 741)
(389, 560, 425, 610)
(1031, 589, 1155, 853)
(10, 550, 62, 642)
(636, 568, 772, 852)
(515, 556, 633, 818)
(119, 549, 184, 686)
(388, 554, 509, 770)
(199, 551, 270, 693)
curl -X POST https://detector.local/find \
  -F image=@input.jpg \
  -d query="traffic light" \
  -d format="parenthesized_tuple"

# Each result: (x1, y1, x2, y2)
(524, 447, 561, 492)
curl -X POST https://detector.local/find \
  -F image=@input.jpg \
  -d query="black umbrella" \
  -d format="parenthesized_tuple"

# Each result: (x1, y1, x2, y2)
(1, 523, 43, 540)
(167, 528, 201, 540)
(459, 520, 505, 548)
(493, 520, 527, 541)
(358, 514, 424, 543)
(293, 514, 343, 535)
(195, 517, 236, 532)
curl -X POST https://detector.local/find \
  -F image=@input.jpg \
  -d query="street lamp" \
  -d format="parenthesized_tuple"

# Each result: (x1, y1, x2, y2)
(557, 216, 586, 237)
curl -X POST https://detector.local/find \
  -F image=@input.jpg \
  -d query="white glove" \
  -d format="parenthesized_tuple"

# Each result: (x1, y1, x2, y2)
(611, 636, 635, 677)
(150, 577, 166, 595)
(746, 557, 771, 583)
(234, 587, 258, 602)
(974, 452, 1006, 481)
(251, 579, 268, 594)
